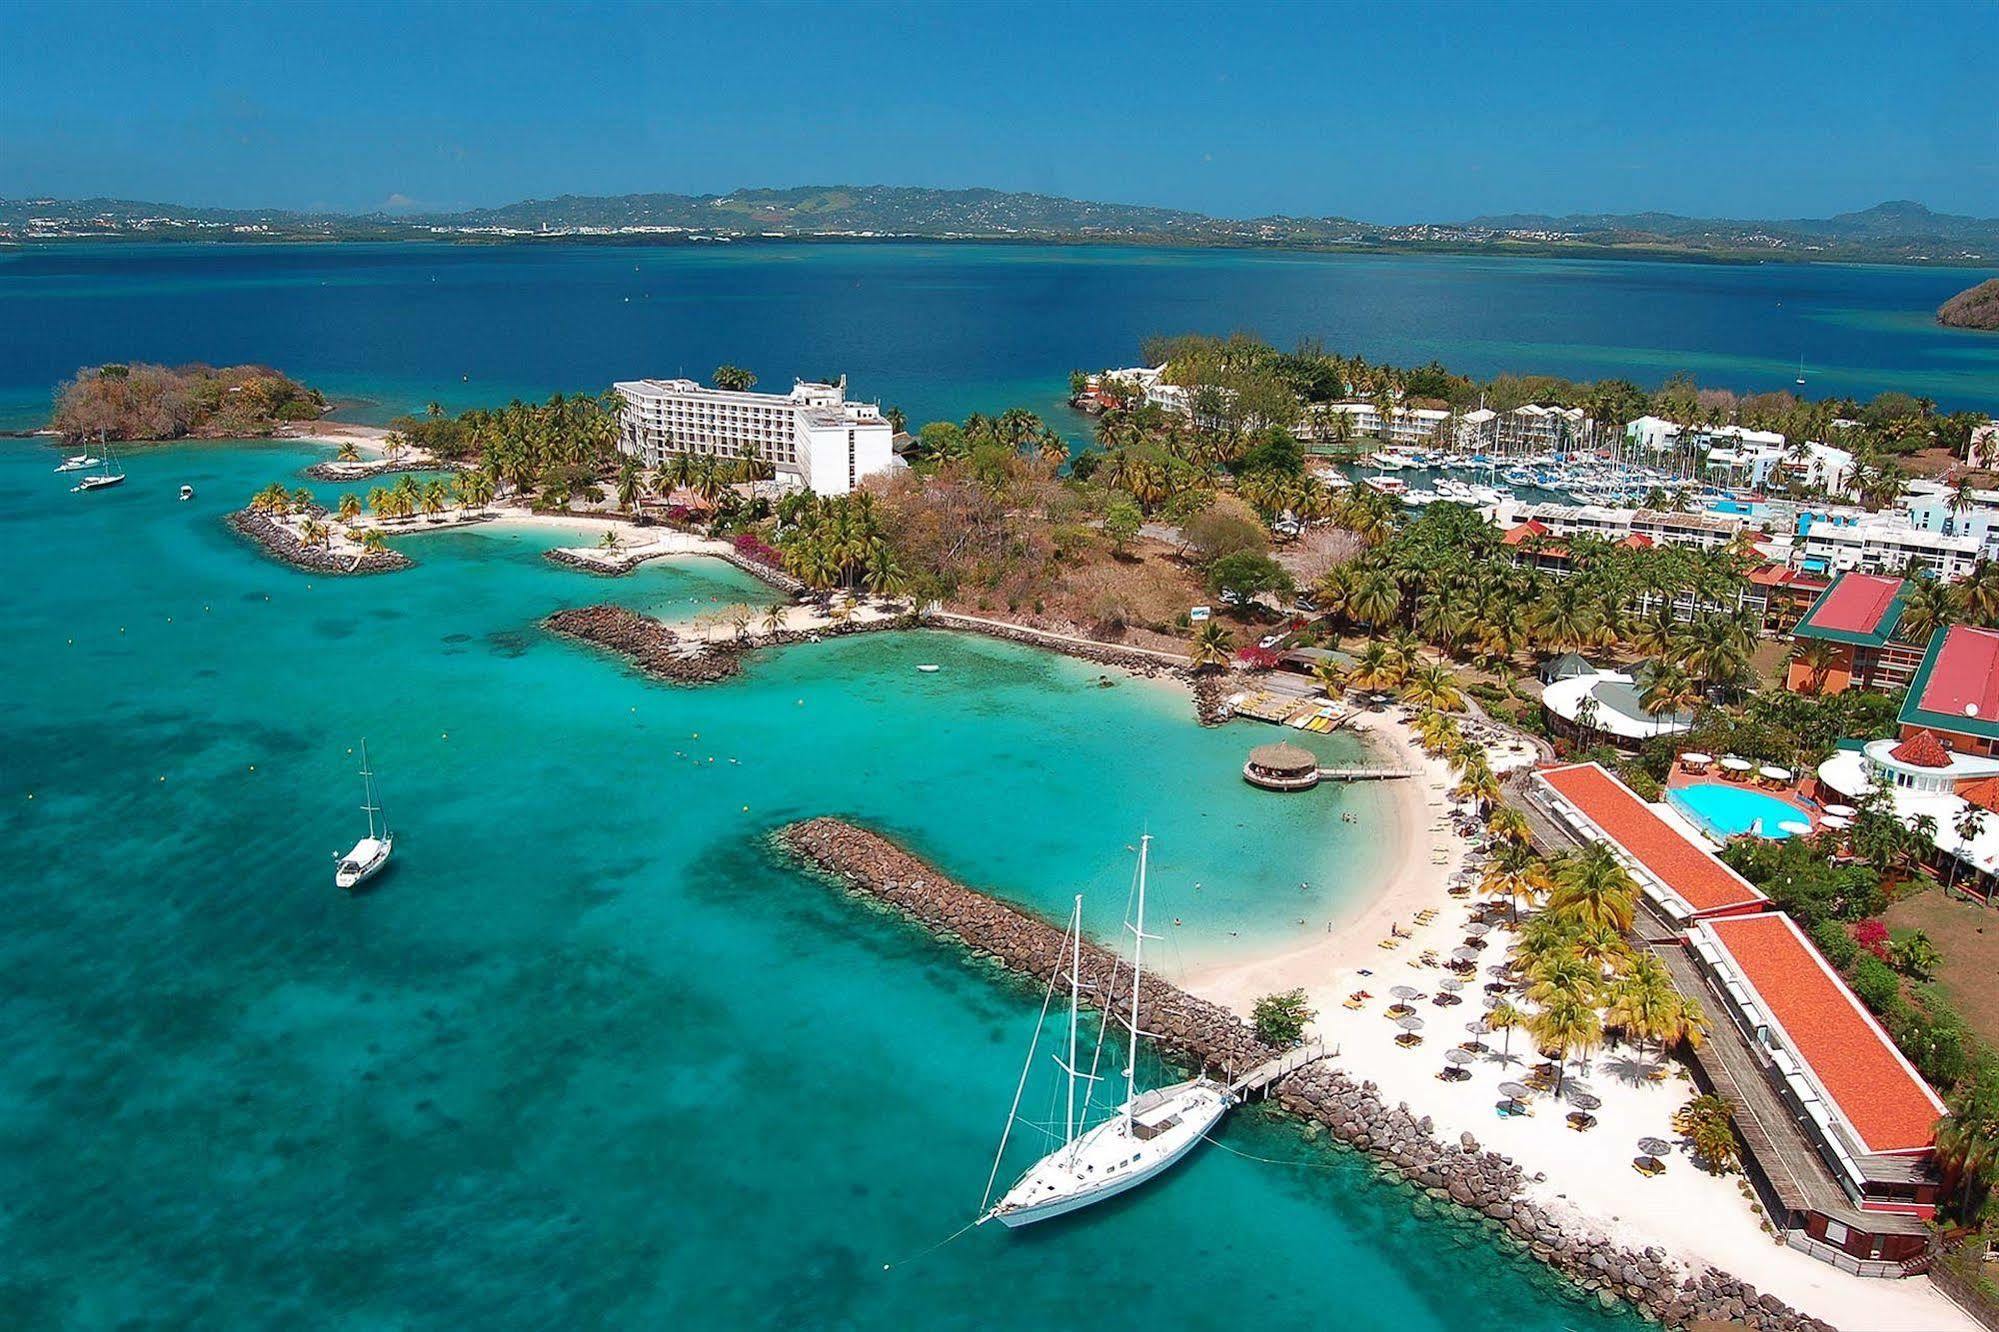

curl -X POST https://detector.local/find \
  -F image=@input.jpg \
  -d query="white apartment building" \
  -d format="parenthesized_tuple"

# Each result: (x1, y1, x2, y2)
(613, 376, 897, 496)
(1900, 483, 1999, 563)
(1487, 499, 1747, 551)
(1797, 512, 1983, 582)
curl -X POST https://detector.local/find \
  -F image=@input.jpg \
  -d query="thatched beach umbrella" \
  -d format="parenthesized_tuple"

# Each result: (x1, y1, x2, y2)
(1638, 1136, 1672, 1155)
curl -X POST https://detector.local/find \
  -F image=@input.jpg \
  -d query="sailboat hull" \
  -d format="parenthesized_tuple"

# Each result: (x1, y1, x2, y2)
(989, 1079, 1232, 1228)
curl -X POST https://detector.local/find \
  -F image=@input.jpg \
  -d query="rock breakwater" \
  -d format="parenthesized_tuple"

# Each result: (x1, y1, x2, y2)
(227, 507, 411, 575)
(775, 817, 1834, 1332)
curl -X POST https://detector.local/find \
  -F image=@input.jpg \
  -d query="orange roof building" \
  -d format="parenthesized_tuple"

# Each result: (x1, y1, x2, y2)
(1531, 762, 1769, 922)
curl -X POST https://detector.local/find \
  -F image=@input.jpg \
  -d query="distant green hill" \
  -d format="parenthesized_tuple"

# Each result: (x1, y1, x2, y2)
(4, 188, 1996, 264)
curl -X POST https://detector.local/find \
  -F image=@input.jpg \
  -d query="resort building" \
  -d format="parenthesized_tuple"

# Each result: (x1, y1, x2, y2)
(1794, 510, 1983, 582)
(1898, 623, 1999, 756)
(613, 376, 897, 496)
(1808, 626, 1999, 901)
(1782, 573, 1924, 696)
(1743, 563, 1831, 636)
(1679, 913, 1944, 1268)
(1900, 482, 1999, 563)
(1488, 500, 1747, 554)
(1538, 664, 1699, 748)
(1529, 762, 1769, 922)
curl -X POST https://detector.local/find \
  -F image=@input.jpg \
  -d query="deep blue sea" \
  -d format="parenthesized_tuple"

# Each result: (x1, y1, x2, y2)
(1, 242, 1995, 435)
(0, 438, 1641, 1329)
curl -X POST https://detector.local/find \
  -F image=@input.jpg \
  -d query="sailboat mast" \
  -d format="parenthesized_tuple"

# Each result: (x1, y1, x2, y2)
(1125, 834, 1150, 1129)
(359, 739, 378, 841)
(1065, 894, 1082, 1146)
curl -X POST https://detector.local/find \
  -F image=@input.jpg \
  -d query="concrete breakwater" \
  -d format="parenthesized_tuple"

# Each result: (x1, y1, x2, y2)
(775, 817, 1833, 1332)
(227, 507, 411, 576)
(541, 540, 806, 594)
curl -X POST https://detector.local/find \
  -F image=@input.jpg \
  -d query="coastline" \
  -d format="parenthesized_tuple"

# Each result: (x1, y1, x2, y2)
(1173, 706, 1976, 1332)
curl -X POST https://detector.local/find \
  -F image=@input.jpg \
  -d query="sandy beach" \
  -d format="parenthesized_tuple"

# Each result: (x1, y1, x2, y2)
(1180, 707, 1979, 1332)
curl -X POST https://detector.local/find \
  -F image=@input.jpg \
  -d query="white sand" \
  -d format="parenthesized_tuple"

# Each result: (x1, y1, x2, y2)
(1179, 707, 1978, 1332)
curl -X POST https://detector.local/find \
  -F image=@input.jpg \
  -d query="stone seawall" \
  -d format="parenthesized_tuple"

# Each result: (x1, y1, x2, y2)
(775, 817, 1834, 1332)
(543, 604, 923, 685)
(227, 507, 411, 576)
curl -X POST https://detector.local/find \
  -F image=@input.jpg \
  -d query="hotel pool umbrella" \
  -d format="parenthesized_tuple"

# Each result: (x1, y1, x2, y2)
(1821, 814, 1852, 830)
(1824, 803, 1856, 818)
(1759, 765, 1792, 783)
(1679, 752, 1712, 766)
(1638, 1136, 1672, 1155)
(1778, 820, 1812, 837)
(1444, 1047, 1475, 1065)
(1720, 757, 1752, 774)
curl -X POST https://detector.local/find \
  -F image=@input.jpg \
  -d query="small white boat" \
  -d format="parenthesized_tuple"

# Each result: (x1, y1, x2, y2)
(917, 664, 941, 673)
(980, 835, 1232, 1229)
(179, 484, 194, 502)
(334, 740, 394, 891)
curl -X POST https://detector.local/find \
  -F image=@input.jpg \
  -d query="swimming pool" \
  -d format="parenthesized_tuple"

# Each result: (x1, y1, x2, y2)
(1668, 782, 1809, 840)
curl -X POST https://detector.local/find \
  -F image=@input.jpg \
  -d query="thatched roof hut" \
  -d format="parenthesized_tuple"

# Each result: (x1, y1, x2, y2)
(1245, 741, 1321, 791)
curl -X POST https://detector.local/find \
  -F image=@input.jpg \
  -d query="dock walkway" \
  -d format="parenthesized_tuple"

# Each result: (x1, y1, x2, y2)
(1228, 1037, 1334, 1097)
(1317, 765, 1417, 781)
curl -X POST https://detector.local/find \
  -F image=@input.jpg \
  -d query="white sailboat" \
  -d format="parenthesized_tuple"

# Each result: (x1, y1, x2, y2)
(53, 451, 102, 473)
(70, 433, 125, 492)
(334, 740, 394, 891)
(980, 835, 1232, 1229)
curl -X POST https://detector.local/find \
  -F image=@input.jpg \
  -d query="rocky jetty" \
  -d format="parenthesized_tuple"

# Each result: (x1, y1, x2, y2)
(227, 507, 410, 575)
(544, 547, 653, 576)
(543, 605, 745, 683)
(775, 817, 1834, 1332)
(926, 612, 1190, 678)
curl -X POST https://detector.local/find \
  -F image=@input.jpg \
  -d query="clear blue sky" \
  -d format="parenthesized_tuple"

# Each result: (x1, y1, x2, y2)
(4, 0, 1995, 220)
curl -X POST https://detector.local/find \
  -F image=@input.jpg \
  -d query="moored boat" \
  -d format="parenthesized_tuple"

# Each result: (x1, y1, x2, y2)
(980, 835, 1232, 1229)
(334, 739, 394, 891)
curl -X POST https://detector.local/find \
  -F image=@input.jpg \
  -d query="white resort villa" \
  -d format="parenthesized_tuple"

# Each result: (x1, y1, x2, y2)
(614, 375, 899, 496)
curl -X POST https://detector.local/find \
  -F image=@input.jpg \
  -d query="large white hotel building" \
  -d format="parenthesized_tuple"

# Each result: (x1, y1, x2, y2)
(612, 376, 898, 496)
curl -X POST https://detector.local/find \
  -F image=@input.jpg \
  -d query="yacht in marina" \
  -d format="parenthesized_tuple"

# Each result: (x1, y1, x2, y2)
(334, 740, 395, 891)
(980, 836, 1232, 1228)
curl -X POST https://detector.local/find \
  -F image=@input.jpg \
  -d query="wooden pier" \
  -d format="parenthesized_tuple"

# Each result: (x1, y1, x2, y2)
(1227, 1037, 1334, 1098)
(1316, 765, 1417, 782)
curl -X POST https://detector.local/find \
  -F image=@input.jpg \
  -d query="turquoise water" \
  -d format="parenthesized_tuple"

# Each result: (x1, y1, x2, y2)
(2, 242, 1996, 434)
(1669, 782, 1809, 840)
(0, 439, 1635, 1330)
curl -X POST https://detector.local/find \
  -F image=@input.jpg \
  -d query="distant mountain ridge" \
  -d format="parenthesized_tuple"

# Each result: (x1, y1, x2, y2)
(3, 188, 1995, 264)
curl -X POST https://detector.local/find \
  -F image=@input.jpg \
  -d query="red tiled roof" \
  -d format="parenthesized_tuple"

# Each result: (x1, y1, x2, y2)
(1749, 564, 1792, 586)
(1803, 573, 1904, 635)
(1501, 520, 1552, 546)
(1888, 729, 1953, 769)
(1620, 534, 1654, 549)
(1917, 625, 1999, 725)
(1535, 763, 1768, 917)
(1703, 914, 1945, 1155)
(1959, 776, 1999, 815)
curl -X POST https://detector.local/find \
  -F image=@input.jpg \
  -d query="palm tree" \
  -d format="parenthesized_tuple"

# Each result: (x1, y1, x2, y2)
(1452, 754, 1502, 815)
(1639, 663, 1701, 723)
(1346, 641, 1405, 693)
(1530, 989, 1603, 1095)
(1190, 621, 1232, 671)
(762, 603, 789, 637)
(1950, 805, 1989, 897)
(1486, 806, 1533, 849)
(358, 529, 389, 556)
(1787, 638, 1843, 696)
(1480, 845, 1549, 923)
(616, 457, 643, 517)
(1897, 576, 1960, 644)
(336, 492, 362, 525)
(298, 515, 329, 548)
(1546, 843, 1640, 934)
(1400, 662, 1465, 713)
(1604, 954, 1680, 1064)
(1487, 999, 1526, 1065)
(335, 440, 361, 462)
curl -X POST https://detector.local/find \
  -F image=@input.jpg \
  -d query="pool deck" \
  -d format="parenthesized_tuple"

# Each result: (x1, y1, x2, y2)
(1665, 765, 1819, 841)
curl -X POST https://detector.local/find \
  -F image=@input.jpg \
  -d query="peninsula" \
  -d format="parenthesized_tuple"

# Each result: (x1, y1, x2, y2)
(1938, 278, 1999, 331)
(50, 361, 328, 443)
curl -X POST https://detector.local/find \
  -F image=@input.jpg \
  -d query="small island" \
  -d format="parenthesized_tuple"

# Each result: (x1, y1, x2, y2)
(1937, 277, 1999, 331)
(51, 361, 328, 443)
